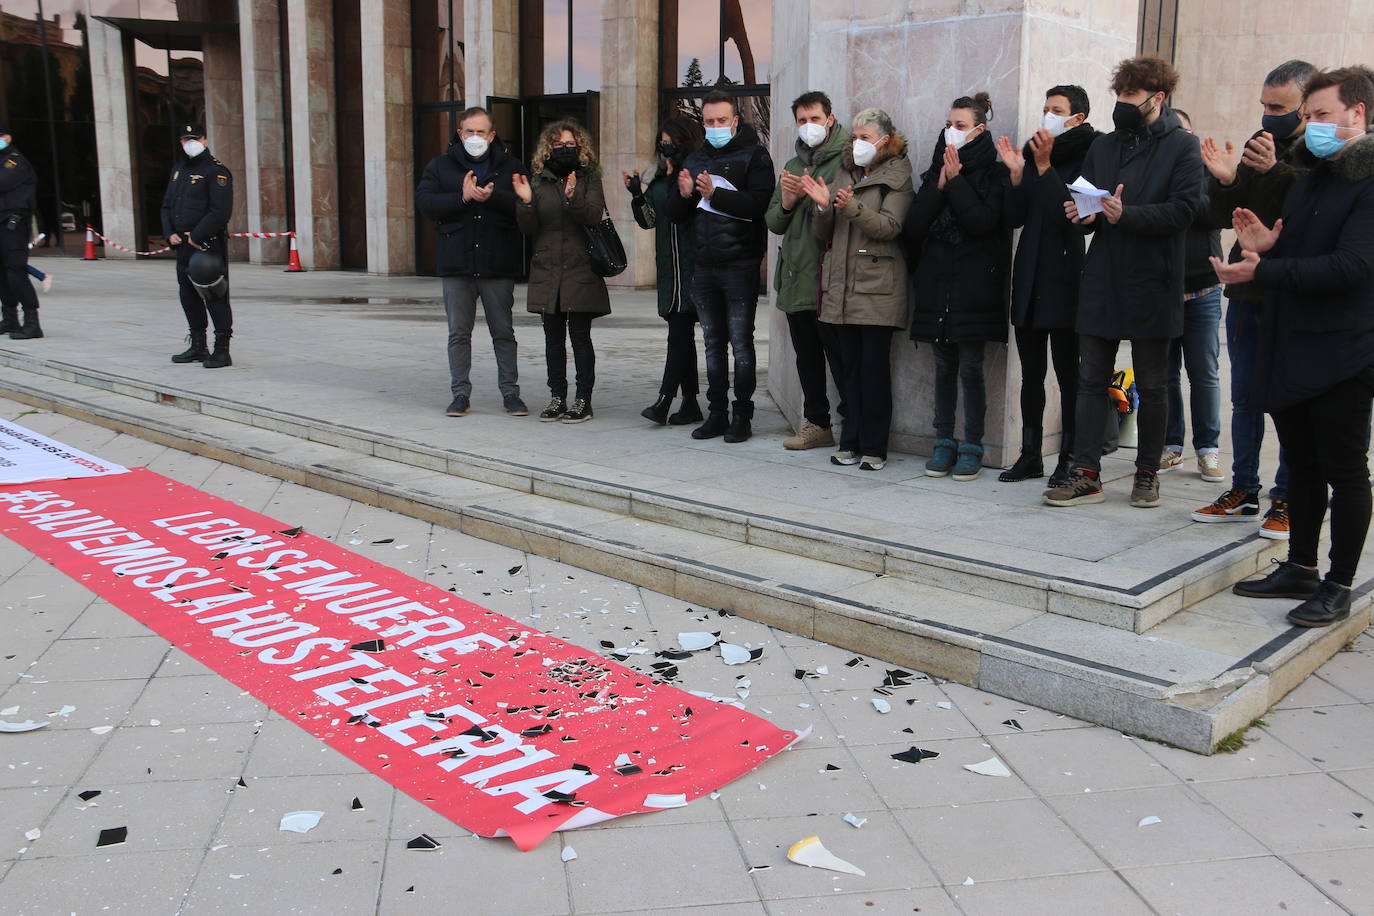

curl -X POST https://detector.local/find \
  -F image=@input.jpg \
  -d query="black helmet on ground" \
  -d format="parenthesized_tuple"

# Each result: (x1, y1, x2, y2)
(187, 249, 228, 303)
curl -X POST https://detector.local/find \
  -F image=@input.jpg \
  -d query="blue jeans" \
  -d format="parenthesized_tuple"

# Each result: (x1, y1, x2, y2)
(1227, 298, 1290, 499)
(932, 341, 987, 447)
(1166, 287, 1222, 453)
(693, 264, 759, 417)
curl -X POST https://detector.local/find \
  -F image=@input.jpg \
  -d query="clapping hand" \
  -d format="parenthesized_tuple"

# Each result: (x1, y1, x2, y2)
(1100, 184, 1125, 225)
(1201, 136, 1239, 185)
(1232, 207, 1282, 253)
(938, 143, 962, 189)
(676, 166, 694, 198)
(1211, 249, 1259, 284)
(512, 172, 532, 204)
(995, 135, 1024, 185)
(564, 171, 578, 199)
(779, 168, 806, 210)
(622, 170, 643, 198)
(1241, 132, 1278, 174)
(1028, 129, 1055, 174)
(694, 170, 715, 199)
(833, 185, 854, 210)
(799, 172, 831, 209)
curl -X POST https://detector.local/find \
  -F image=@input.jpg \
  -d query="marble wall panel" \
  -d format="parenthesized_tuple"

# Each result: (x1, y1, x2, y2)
(286, 0, 340, 270)
(600, 0, 660, 288)
(464, 0, 520, 104)
(238, 0, 289, 264)
(87, 18, 136, 258)
(202, 32, 249, 262)
(361, 0, 416, 275)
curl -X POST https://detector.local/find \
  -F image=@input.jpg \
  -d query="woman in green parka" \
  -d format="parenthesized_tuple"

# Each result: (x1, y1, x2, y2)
(623, 116, 704, 426)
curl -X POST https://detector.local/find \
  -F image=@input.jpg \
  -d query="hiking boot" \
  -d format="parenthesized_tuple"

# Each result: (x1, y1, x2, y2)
(952, 444, 984, 481)
(1259, 500, 1290, 540)
(1286, 579, 1352, 628)
(859, 455, 885, 471)
(925, 438, 958, 478)
(668, 397, 703, 426)
(201, 329, 231, 368)
(1191, 489, 1260, 523)
(691, 410, 729, 440)
(830, 449, 859, 466)
(1198, 452, 1224, 482)
(445, 396, 470, 417)
(561, 397, 593, 423)
(172, 331, 209, 363)
(539, 396, 566, 421)
(1159, 448, 1184, 472)
(504, 396, 529, 416)
(1233, 559, 1320, 599)
(784, 422, 834, 450)
(1130, 468, 1161, 508)
(723, 413, 752, 443)
(1043, 469, 1104, 507)
(641, 395, 671, 425)
(1047, 455, 1072, 489)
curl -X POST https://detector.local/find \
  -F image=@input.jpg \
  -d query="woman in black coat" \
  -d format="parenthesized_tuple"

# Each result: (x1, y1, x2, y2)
(905, 92, 1012, 482)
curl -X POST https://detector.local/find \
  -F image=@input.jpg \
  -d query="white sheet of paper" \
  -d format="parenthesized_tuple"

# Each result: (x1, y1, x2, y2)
(696, 174, 750, 221)
(1068, 176, 1110, 217)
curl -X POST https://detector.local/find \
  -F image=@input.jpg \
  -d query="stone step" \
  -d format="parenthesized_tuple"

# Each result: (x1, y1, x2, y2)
(0, 351, 1284, 633)
(1, 362, 1366, 754)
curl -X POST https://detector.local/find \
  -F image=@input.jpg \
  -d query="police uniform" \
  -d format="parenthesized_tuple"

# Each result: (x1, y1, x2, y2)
(161, 122, 234, 365)
(0, 121, 42, 339)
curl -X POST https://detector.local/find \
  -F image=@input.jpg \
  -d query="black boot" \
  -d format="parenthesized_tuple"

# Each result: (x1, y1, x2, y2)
(998, 427, 1045, 482)
(641, 395, 671, 425)
(691, 409, 729, 440)
(668, 396, 703, 426)
(723, 411, 752, 444)
(1233, 560, 1321, 599)
(0, 304, 18, 335)
(172, 330, 210, 363)
(9, 308, 42, 340)
(1287, 579, 1352, 628)
(202, 330, 232, 368)
(1047, 454, 1073, 489)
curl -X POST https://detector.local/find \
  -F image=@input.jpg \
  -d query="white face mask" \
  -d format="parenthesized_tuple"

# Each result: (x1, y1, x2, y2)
(1041, 112, 1074, 137)
(852, 138, 880, 167)
(798, 122, 827, 148)
(182, 139, 206, 158)
(462, 135, 490, 158)
(944, 126, 973, 150)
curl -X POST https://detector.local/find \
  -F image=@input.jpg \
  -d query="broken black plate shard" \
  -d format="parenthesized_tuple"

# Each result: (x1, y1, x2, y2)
(543, 790, 577, 804)
(350, 797, 365, 811)
(350, 639, 386, 653)
(77, 790, 102, 802)
(891, 747, 940, 764)
(405, 887, 415, 894)
(331, 868, 343, 875)
(406, 834, 441, 850)
(657, 651, 693, 661)
(824, 764, 842, 771)
(279, 526, 304, 538)
(1002, 719, 1023, 731)
(570, 763, 592, 774)
(845, 657, 864, 667)
(96, 826, 128, 847)
(371, 538, 395, 545)
(599, 641, 615, 649)
(794, 669, 808, 680)
(901, 727, 915, 734)
(508, 564, 523, 576)
(212, 551, 229, 560)
(520, 724, 553, 738)
(348, 676, 369, 686)
(423, 712, 447, 721)
(615, 764, 643, 776)
(460, 725, 498, 742)
(883, 669, 915, 687)
(236, 777, 248, 788)
(347, 714, 367, 725)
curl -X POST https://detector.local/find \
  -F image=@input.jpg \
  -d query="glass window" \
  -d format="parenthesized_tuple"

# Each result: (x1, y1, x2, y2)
(413, 0, 464, 104)
(540, 0, 599, 95)
(666, 0, 768, 89)
(722, 0, 769, 86)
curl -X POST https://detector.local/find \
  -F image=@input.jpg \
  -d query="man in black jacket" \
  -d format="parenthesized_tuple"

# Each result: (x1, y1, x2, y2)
(161, 123, 234, 368)
(666, 90, 775, 443)
(0, 121, 42, 340)
(1224, 67, 1374, 628)
(416, 107, 528, 417)
(1190, 59, 1315, 538)
(1044, 56, 1202, 510)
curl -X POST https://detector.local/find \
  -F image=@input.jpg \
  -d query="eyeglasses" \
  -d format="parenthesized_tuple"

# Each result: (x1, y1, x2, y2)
(551, 141, 578, 149)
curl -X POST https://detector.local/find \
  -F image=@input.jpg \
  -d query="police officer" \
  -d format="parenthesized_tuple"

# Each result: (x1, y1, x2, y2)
(0, 121, 43, 340)
(161, 123, 234, 368)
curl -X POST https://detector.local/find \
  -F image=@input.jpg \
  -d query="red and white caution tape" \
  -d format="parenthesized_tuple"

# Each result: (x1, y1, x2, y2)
(85, 226, 296, 255)
(228, 231, 296, 239)
(86, 225, 170, 256)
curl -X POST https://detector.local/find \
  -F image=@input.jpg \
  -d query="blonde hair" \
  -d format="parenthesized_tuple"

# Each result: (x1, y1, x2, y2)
(531, 118, 598, 175)
(853, 107, 896, 137)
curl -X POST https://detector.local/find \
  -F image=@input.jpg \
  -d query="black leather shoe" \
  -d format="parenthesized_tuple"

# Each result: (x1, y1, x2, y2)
(998, 452, 1045, 482)
(691, 410, 728, 440)
(1233, 560, 1321, 599)
(641, 395, 671, 425)
(1287, 579, 1352, 628)
(668, 397, 703, 426)
(723, 414, 752, 444)
(1047, 455, 1073, 489)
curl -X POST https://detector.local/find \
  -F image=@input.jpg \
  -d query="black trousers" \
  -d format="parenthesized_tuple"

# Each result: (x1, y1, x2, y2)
(0, 218, 39, 313)
(174, 236, 232, 333)
(1016, 325, 1079, 457)
(787, 309, 846, 428)
(833, 324, 894, 459)
(542, 310, 595, 400)
(659, 311, 699, 398)
(1072, 335, 1169, 474)
(1272, 375, 1374, 586)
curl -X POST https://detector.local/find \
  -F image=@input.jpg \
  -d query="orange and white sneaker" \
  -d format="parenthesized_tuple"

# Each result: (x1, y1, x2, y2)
(1259, 499, 1290, 540)
(1191, 488, 1260, 523)
(1159, 449, 1185, 472)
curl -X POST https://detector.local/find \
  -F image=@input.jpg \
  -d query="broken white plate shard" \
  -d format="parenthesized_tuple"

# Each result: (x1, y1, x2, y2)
(935, 701, 953, 710)
(815, 666, 829, 676)
(614, 753, 632, 767)
(643, 793, 688, 809)
(0, 706, 19, 716)
(842, 813, 868, 829)
(0, 719, 48, 733)
(963, 757, 1012, 778)
(51, 705, 76, 718)
(89, 726, 113, 735)
(24, 828, 40, 841)
(720, 643, 760, 665)
(1137, 815, 1162, 827)
(870, 698, 892, 715)
(560, 846, 578, 862)
(786, 835, 866, 876)
(963, 876, 975, 886)
(677, 632, 718, 651)
(278, 810, 325, 834)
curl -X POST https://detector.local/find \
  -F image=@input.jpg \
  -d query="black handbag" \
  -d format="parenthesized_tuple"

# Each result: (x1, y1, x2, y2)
(584, 207, 627, 278)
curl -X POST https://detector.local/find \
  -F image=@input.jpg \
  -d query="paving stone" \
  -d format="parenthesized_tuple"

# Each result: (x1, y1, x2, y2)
(764, 888, 960, 915)
(1118, 856, 1342, 916)
(716, 746, 881, 821)
(848, 738, 1037, 810)
(940, 681, 1095, 736)
(125, 674, 266, 727)
(1194, 773, 1374, 853)
(813, 686, 975, 746)
(376, 835, 571, 915)
(1259, 704, 1374, 771)
(0, 786, 65, 855)
(1285, 847, 1374, 914)
(1273, 674, 1362, 709)
(83, 723, 259, 784)
(180, 840, 385, 915)
(1308, 650, 1374, 703)
(1139, 727, 1320, 783)
(987, 729, 1181, 795)
(26, 635, 170, 683)
(0, 848, 202, 916)
(948, 871, 1153, 916)
(31, 778, 232, 856)
(60, 599, 156, 639)
(1329, 766, 1374, 803)
(0, 728, 107, 789)
(213, 774, 392, 846)
(0, 677, 147, 731)
(242, 718, 366, 778)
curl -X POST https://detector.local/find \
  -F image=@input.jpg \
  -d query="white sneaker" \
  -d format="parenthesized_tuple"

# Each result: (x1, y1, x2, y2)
(1159, 449, 1184, 472)
(40, 275, 53, 293)
(830, 449, 859, 466)
(859, 456, 885, 471)
(1198, 453, 1224, 482)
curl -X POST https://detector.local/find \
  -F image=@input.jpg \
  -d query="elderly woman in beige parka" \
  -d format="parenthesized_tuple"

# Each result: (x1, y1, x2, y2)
(803, 108, 914, 471)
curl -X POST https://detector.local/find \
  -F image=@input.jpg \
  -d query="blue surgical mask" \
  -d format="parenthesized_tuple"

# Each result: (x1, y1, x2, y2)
(705, 126, 733, 149)
(1305, 121, 1353, 159)
(0, 138, 9, 151)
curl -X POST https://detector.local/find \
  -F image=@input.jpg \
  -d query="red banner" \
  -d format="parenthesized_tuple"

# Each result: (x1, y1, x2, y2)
(0, 470, 794, 849)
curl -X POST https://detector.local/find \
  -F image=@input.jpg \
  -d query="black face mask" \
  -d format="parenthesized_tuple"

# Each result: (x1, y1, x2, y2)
(1261, 109, 1303, 139)
(1112, 97, 1153, 132)
(657, 141, 680, 162)
(547, 146, 580, 176)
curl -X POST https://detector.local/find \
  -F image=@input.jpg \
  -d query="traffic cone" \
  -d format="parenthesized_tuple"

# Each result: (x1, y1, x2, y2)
(82, 226, 98, 261)
(284, 233, 304, 272)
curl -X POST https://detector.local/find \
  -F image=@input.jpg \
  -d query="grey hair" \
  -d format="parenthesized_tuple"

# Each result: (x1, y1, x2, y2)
(853, 107, 896, 137)
(1265, 59, 1316, 90)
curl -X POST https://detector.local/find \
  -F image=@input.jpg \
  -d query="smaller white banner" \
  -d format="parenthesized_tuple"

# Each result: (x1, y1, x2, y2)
(0, 418, 129, 484)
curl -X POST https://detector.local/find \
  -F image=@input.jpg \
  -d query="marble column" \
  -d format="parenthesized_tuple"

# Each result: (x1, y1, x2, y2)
(767, 0, 1137, 466)
(87, 18, 136, 259)
(285, 0, 340, 271)
(463, 0, 519, 106)
(360, 0, 415, 276)
(237, 0, 289, 264)
(201, 32, 248, 262)
(600, 0, 659, 288)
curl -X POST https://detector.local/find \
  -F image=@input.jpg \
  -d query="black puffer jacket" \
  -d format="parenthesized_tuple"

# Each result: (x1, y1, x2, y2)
(1253, 133, 1374, 412)
(1075, 108, 1203, 340)
(1007, 123, 1100, 330)
(160, 147, 233, 242)
(0, 144, 36, 216)
(415, 136, 526, 278)
(666, 124, 775, 266)
(904, 130, 1012, 344)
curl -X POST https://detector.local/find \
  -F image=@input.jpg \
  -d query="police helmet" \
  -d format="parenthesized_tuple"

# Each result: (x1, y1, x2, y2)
(187, 249, 229, 303)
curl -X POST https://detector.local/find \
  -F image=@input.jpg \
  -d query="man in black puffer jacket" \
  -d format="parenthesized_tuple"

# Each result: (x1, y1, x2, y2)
(416, 106, 528, 418)
(1044, 56, 1202, 511)
(666, 90, 775, 444)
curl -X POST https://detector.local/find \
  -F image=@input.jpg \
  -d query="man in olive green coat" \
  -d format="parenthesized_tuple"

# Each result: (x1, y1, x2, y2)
(766, 91, 851, 450)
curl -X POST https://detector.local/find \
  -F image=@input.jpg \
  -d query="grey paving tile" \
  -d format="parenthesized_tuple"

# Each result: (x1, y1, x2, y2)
(940, 681, 1095, 736)
(1194, 773, 1374, 854)
(180, 840, 385, 915)
(82, 722, 259, 784)
(1139, 728, 1320, 783)
(1273, 674, 1362, 710)
(125, 674, 266, 727)
(377, 835, 570, 915)
(213, 774, 393, 847)
(154, 647, 220, 678)
(28, 778, 232, 856)
(987, 729, 1181, 795)
(0, 786, 65, 855)
(1329, 766, 1374, 802)
(1260, 704, 1374, 771)
(763, 888, 960, 915)
(849, 738, 1038, 810)
(716, 747, 882, 820)
(1311, 650, 1374, 703)
(26, 635, 170, 683)
(1285, 848, 1374, 915)
(948, 871, 1153, 916)
(59, 599, 156, 639)
(1119, 856, 1342, 916)
(1, 848, 202, 916)
(241, 718, 366, 778)
(813, 686, 977, 746)
(0, 677, 147, 731)
(386, 787, 472, 840)
(0, 727, 108, 789)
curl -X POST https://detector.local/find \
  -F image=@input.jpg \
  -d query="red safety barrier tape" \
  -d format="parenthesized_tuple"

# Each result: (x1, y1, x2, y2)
(85, 225, 296, 256)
